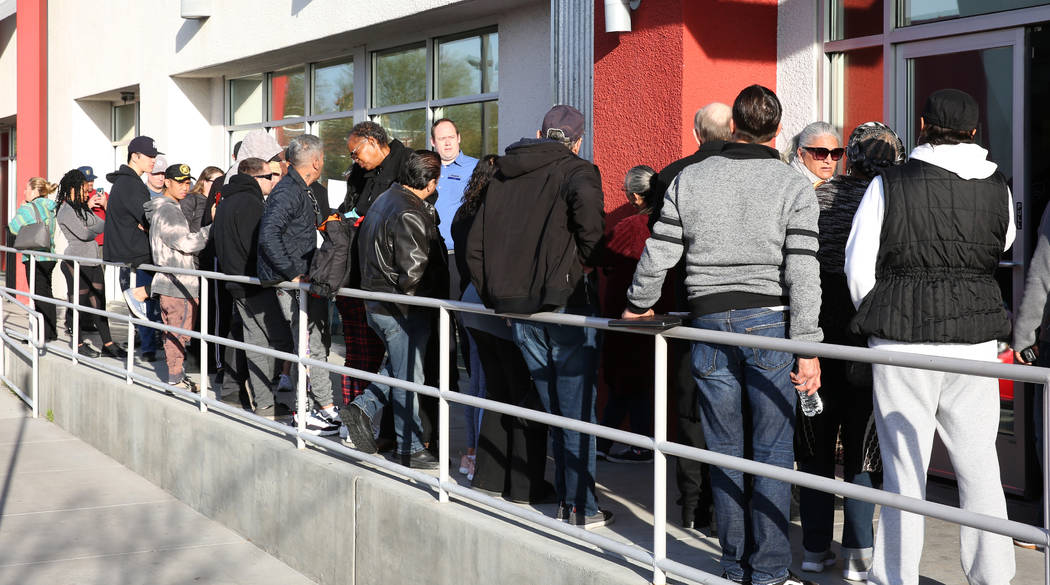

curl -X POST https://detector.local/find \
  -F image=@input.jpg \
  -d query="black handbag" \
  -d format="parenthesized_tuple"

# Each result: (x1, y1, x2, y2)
(13, 202, 52, 251)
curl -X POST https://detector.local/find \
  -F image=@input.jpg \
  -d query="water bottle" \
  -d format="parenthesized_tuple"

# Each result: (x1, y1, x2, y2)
(798, 389, 823, 417)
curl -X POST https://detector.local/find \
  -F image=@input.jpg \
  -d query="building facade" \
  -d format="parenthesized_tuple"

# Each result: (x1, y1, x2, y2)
(0, 0, 1046, 493)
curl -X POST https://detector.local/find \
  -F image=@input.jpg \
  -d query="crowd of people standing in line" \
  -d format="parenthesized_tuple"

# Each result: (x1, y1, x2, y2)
(6, 82, 1036, 585)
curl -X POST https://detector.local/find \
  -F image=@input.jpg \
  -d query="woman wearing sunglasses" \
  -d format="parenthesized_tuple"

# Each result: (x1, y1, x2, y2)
(790, 121, 843, 187)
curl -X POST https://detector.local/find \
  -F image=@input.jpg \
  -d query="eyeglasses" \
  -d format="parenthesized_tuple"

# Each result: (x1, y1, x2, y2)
(802, 146, 845, 161)
(252, 173, 278, 180)
(349, 139, 369, 161)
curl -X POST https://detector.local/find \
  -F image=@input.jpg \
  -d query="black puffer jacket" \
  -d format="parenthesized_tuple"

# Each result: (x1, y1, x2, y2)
(465, 139, 604, 314)
(257, 167, 326, 284)
(102, 165, 151, 265)
(357, 184, 448, 316)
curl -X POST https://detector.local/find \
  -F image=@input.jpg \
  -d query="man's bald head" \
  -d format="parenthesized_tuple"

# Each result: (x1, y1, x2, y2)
(693, 102, 733, 146)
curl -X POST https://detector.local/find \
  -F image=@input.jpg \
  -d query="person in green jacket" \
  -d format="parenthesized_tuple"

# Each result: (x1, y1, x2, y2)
(8, 177, 59, 341)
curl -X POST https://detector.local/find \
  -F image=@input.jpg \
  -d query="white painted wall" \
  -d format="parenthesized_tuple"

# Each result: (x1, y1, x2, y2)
(46, 0, 548, 183)
(776, 0, 821, 154)
(0, 16, 15, 119)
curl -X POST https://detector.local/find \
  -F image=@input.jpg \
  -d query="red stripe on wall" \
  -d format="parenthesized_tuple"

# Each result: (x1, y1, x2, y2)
(15, 0, 47, 297)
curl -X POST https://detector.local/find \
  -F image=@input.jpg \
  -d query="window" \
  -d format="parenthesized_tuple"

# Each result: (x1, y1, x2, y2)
(112, 102, 139, 169)
(900, 0, 1050, 26)
(828, 46, 884, 146)
(224, 27, 499, 191)
(828, 0, 884, 41)
(366, 30, 498, 155)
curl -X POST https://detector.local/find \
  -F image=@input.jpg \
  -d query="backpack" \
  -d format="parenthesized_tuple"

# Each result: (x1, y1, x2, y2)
(307, 212, 359, 297)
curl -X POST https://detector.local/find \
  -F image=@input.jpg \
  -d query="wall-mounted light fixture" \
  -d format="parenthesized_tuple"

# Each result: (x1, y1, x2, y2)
(120, 91, 135, 104)
(181, 0, 212, 20)
(605, 0, 641, 33)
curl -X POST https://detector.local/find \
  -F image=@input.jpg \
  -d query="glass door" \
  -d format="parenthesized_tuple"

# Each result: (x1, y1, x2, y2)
(894, 28, 1030, 494)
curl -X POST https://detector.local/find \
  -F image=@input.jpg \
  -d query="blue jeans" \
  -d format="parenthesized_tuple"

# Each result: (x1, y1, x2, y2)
(353, 309, 430, 455)
(512, 306, 601, 517)
(119, 267, 161, 353)
(691, 308, 796, 585)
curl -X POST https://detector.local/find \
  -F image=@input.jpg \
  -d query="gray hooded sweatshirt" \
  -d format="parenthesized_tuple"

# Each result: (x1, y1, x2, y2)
(144, 196, 211, 299)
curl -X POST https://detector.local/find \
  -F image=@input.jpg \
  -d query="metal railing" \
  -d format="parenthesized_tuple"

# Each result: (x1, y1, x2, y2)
(2, 244, 1048, 585)
(0, 282, 43, 418)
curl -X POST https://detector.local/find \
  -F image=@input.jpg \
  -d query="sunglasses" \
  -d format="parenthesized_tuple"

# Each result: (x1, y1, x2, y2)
(802, 146, 845, 161)
(252, 173, 279, 180)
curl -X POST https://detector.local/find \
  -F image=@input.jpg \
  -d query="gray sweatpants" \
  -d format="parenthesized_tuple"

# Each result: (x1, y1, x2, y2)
(868, 339, 1014, 585)
(235, 290, 293, 410)
(276, 288, 333, 410)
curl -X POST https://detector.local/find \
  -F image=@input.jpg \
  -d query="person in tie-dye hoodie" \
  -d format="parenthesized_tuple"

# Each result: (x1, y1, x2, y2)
(144, 163, 210, 392)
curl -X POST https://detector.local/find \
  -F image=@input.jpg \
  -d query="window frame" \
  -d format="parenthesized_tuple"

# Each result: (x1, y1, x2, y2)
(222, 25, 499, 176)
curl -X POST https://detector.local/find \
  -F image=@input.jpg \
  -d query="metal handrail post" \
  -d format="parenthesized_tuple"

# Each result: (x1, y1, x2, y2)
(199, 275, 209, 413)
(1044, 376, 1049, 584)
(71, 259, 80, 364)
(296, 286, 308, 449)
(652, 333, 668, 585)
(438, 306, 451, 503)
(125, 276, 136, 385)
(0, 294, 5, 379)
(27, 254, 36, 311)
(30, 329, 39, 418)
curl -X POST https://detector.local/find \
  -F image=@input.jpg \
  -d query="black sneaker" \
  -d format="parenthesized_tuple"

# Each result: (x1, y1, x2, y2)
(397, 449, 439, 470)
(254, 403, 292, 420)
(101, 343, 127, 359)
(77, 344, 100, 358)
(774, 573, 816, 585)
(721, 572, 751, 585)
(556, 503, 572, 521)
(569, 508, 614, 530)
(606, 447, 654, 464)
(141, 351, 157, 362)
(340, 404, 378, 453)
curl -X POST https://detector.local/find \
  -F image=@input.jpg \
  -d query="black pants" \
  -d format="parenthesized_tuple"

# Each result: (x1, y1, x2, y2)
(673, 340, 713, 519)
(62, 262, 113, 345)
(468, 328, 550, 501)
(25, 260, 57, 341)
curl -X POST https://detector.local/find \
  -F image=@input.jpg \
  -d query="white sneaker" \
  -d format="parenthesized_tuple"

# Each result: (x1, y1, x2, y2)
(842, 548, 872, 581)
(294, 409, 340, 436)
(800, 549, 835, 573)
(278, 374, 293, 392)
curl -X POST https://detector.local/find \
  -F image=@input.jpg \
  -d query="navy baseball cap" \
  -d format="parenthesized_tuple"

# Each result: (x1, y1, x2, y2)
(128, 135, 163, 157)
(77, 166, 98, 181)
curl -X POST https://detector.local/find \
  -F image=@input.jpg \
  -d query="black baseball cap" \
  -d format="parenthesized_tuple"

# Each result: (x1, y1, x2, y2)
(922, 89, 979, 132)
(128, 135, 163, 157)
(164, 164, 192, 182)
(77, 166, 98, 181)
(542, 105, 585, 142)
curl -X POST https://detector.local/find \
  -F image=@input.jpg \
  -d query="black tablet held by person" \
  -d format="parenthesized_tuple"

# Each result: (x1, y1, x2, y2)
(608, 314, 682, 329)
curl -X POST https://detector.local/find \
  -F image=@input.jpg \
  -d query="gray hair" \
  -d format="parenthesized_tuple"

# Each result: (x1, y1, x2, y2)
(287, 134, 323, 167)
(624, 164, 656, 195)
(786, 121, 839, 161)
(694, 102, 732, 143)
(797, 121, 839, 148)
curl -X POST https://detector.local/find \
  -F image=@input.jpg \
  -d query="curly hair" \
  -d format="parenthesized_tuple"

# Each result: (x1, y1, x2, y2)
(461, 155, 500, 215)
(56, 169, 91, 222)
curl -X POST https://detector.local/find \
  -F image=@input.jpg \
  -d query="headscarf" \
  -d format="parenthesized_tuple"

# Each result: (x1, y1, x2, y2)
(844, 121, 905, 180)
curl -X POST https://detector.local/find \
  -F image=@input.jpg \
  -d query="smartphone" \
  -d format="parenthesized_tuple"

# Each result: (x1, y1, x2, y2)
(1020, 345, 1038, 364)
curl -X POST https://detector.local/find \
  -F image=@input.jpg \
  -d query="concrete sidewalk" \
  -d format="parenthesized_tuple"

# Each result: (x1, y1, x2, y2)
(0, 389, 315, 585)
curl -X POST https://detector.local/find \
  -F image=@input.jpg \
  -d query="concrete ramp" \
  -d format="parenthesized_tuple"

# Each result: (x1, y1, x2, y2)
(8, 347, 658, 585)
(0, 384, 315, 584)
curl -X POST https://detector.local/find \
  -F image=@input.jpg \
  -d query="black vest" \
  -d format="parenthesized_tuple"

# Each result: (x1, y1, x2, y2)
(850, 158, 1010, 343)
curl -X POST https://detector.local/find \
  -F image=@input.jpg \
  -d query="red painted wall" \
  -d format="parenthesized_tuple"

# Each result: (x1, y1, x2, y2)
(15, 0, 48, 296)
(594, 0, 685, 222)
(593, 0, 779, 224)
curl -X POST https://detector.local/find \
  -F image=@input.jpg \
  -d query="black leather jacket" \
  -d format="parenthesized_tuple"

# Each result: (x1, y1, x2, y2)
(357, 183, 448, 316)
